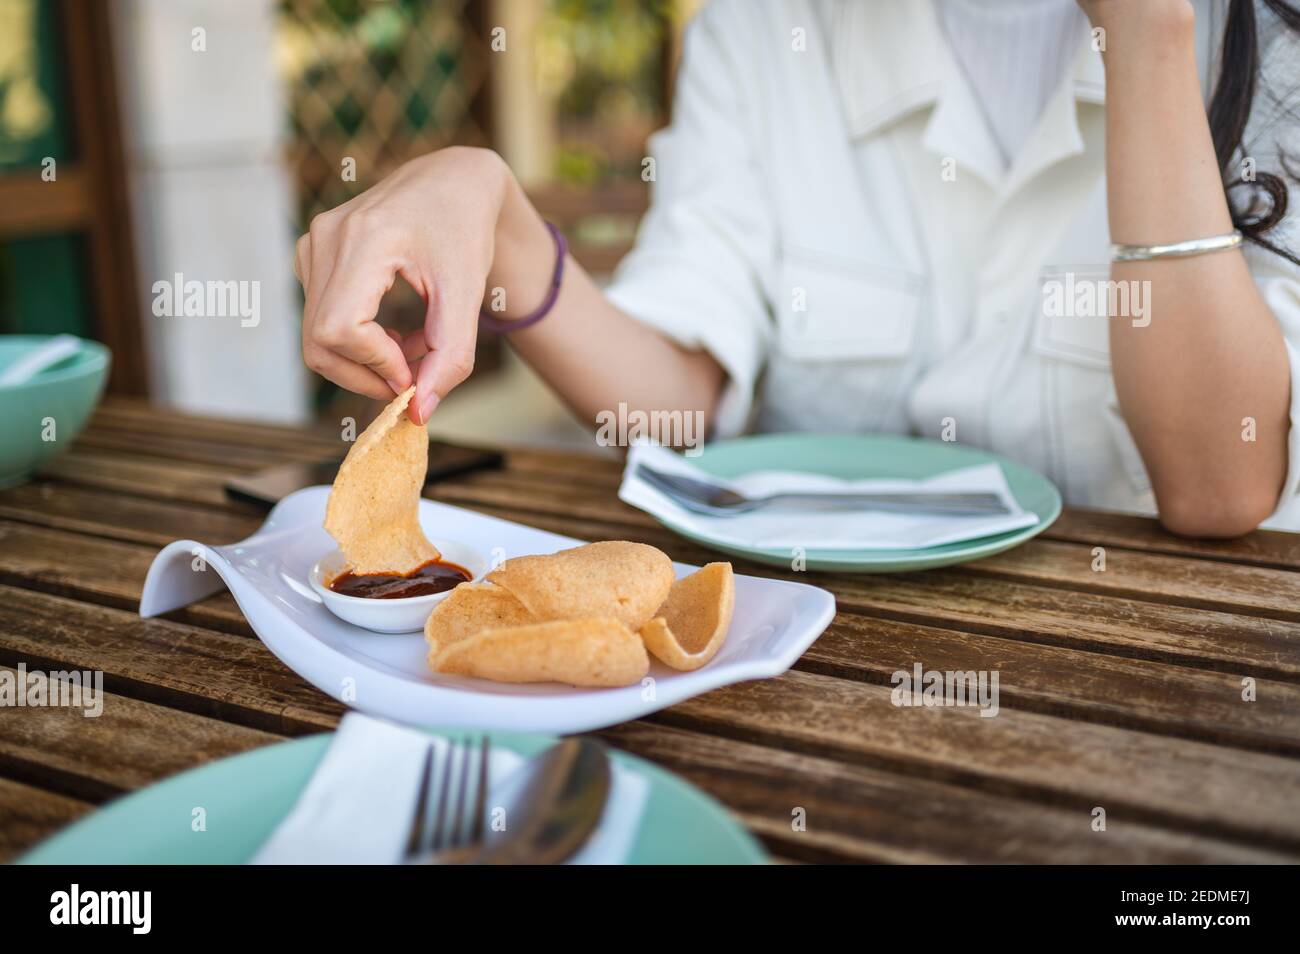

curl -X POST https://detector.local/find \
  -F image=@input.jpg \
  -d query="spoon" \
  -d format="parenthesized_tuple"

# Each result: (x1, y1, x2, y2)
(0, 334, 82, 387)
(474, 737, 611, 864)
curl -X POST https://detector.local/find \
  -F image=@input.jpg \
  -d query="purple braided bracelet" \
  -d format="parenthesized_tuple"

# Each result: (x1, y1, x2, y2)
(479, 221, 567, 333)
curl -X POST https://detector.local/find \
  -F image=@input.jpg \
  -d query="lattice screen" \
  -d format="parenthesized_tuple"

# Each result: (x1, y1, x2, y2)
(276, 0, 489, 231)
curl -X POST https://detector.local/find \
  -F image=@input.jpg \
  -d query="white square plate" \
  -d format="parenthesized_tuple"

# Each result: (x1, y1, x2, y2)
(140, 487, 837, 733)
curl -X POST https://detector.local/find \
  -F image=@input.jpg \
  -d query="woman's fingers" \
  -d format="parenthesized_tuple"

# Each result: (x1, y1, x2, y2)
(301, 343, 398, 402)
(298, 219, 344, 395)
(412, 284, 480, 423)
(318, 317, 412, 396)
(303, 293, 416, 403)
(310, 247, 413, 394)
(294, 233, 311, 286)
(394, 329, 431, 363)
(412, 339, 476, 423)
(299, 230, 427, 405)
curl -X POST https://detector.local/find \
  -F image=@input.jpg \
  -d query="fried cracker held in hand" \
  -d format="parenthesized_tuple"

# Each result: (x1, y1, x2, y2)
(486, 541, 673, 630)
(639, 562, 735, 671)
(324, 386, 439, 575)
(431, 617, 649, 687)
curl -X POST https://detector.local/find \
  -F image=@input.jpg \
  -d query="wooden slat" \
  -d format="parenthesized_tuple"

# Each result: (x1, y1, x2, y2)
(0, 480, 260, 547)
(0, 666, 282, 802)
(37, 444, 641, 532)
(94, 397, 612, 477)
(85, 408, 625, 498)
(0, 519, 265, 636)
(826, 572, 1300, 681)
(90, 401, 344, 454)
(0, 518, 176, 605)
(803, 615, 1300, 755)
(35, 441, 623, 524)
(89, 399, 623, 484)
(1045, 509, 1300, 572)
(0, 778, 91, 864)
(74, 428, 315, 471)
(653, 670, 1300, 852)
(0, 516, 147, 586)
(598, 723, 1292, 863)
(16, 465, 656, 545)
(2, 584, 1298, 855)
(962, 538, 1300, 622)
(0, 585, 342, 736)
(40, 448, 242, 507)
(435, 471, 662, 529)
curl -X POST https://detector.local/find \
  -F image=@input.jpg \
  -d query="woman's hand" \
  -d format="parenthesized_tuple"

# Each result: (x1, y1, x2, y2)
(295, 147, 511, 423)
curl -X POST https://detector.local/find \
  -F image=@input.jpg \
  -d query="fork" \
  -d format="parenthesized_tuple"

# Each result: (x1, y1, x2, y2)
(404, 735, 490, 864)
(635, 463, 1012, 517)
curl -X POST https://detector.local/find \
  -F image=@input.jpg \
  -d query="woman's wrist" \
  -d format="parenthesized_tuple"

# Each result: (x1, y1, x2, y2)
(1083, 0, 1195, 56)
(485, 169, 558, 324)
(1092, 5, 1198, 97)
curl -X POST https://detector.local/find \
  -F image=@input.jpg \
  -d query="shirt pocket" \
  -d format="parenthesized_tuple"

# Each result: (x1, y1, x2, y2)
(775, 249, 924, 362)
(1033, 266, 1111, 369)
(1031, 265, 1153, 502)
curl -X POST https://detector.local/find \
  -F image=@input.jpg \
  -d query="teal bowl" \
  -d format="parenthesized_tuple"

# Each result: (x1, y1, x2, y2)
(0, 335, 111, 488)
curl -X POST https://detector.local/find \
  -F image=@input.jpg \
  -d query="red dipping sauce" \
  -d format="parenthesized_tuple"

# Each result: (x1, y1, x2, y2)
(329, 559, 471, 600)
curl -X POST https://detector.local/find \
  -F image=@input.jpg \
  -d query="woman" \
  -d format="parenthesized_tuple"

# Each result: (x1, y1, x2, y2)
(294, 0, 1300, 537)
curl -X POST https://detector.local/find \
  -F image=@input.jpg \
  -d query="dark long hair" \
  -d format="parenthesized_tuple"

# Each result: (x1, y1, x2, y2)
(1211, 0, 1300, 264)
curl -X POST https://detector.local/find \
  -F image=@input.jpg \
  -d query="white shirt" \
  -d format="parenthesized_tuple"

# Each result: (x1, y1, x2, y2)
(606, 0, 1300, 528)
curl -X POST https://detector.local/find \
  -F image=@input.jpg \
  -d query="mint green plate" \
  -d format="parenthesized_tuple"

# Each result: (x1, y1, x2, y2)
(19, 730, 766, 865)
(665, 434, 1061, 572)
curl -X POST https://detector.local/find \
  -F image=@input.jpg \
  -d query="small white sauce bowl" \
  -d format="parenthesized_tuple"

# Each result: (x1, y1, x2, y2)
(309, 539, 489, 634)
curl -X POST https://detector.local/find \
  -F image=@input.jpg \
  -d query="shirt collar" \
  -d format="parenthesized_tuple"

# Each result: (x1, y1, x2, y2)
(831, 0, 1105, 152)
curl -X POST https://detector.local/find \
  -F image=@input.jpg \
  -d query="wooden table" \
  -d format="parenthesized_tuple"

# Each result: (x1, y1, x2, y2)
(2, 398, 1299, 864)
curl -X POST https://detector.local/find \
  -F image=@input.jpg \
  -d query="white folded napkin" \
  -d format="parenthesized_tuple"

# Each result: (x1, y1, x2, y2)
(252, 713, 648, 865)
(619, 442, 1039, 551)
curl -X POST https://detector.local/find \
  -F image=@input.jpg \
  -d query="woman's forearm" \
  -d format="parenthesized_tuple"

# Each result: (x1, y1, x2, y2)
(1096, 0, 1290, 536)
(487, 170, 724, 439)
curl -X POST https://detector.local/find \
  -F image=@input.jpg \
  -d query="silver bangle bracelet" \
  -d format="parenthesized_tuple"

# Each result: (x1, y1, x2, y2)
(1110, 229, 1243, 262)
